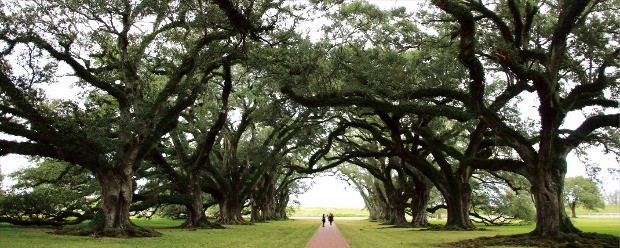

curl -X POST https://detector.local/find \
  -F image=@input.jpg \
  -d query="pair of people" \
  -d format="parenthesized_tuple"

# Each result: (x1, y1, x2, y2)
(321, 213, 334, 227)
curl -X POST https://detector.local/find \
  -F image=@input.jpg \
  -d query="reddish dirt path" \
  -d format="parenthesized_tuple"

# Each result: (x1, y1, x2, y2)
(304, 222, 351, 248)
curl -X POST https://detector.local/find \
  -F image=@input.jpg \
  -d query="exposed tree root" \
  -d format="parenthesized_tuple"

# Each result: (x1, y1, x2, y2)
(178, 218, 225, 229)
(217, 219, 253, 225)
(420, 224, 482, 231)
(53, 212, 162, 238)
(54, 224, 162, 238)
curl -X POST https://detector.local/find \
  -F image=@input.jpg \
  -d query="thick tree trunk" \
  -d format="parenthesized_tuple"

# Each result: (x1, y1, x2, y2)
(217, 198, 248, 224)
(187, 173, 204, 227)
(373, 181, 390, 222)
(388, 202, 408, 227)
(274, 191, 290, 220)
(250, 192, 277, 222)
(250, 203, 262, 222)
(93, 168, 160, 237)
(181, 173, 219, 228)
(367, 201, 381, 221)
(529, 163, 579, 236)
(442, 179, 474, 230)
(264, 199, 277, 220)
(385, 183, 408, 227)
(276, 206, 288, 219)
(410, 186, 431, 227)
(97, 168, 134, 229)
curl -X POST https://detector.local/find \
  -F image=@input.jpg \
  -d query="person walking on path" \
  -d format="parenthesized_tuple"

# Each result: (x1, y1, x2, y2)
(304, 222, 351, 248)
(322, 214, 326, 227)
(328, 212, 334, 226)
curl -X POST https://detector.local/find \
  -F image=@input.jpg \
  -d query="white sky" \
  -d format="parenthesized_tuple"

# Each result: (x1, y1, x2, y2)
(294, 176, 366, 208)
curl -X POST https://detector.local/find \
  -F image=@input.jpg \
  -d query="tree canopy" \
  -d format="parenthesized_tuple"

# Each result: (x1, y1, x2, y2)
(564, 176, 605, 218)
(0, 0, 618, 246)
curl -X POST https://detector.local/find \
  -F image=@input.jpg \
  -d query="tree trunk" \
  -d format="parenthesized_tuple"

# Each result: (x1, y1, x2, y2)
(373, 180, 390, 222)
(262, 179, 277, 220)
(570, 201, 577, 218)
(529, 163, 579, 236)
(367, 201, 381, 221)
(442, 178, 474, 230)
(181, 173, 219, 228)
(385, 183, 408, 227)
(97, 168, 134, 229)
(410, 185, 431, 227)
(250, 202, 261, 222)
(264, 199, 277, 220)
(218, 197, 248, 224)
(274, 189, 290, 220)
(388, 202, 408, 227)
(94, 168, 161, 237)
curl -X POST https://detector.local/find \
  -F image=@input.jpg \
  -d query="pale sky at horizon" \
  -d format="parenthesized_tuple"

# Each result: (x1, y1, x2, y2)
(293, 176, 366, 209)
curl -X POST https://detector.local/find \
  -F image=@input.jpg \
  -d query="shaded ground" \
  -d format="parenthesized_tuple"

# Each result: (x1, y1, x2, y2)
(305, 222, 351, 248)
(440, 232, 620, 248)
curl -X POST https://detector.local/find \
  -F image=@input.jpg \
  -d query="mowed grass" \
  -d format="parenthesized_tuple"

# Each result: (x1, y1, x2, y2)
(0, 213, 618, 248)
(0, 218, 318, 248)
(337, 218, 620, 248)
(568, 204, 620, 215)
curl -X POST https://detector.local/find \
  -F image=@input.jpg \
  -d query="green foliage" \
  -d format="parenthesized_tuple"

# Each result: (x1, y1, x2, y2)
(0, 186, 94, 225)
(500, 191, 536, 222)
(471, 172, 535, 224)
(154, 204, 188, 220)
(0, 159, 98, 225)
(564, 176, 606, 215)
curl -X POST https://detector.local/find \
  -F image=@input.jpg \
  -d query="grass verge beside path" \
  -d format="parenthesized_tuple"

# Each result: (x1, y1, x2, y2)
(0, 218, 318, 248)
(337, 219, 530, 248)
(336, 218, 620, 248)
(1, 217, 617, 247)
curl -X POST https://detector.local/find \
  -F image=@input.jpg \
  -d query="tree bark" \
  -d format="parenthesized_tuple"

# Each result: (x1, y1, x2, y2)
(90, 167, 159, 237)
(570, 201, 577, 218)
(181, 173, 219, 228)
(388, 202, 408, 227)
(217, 197, 248, 224)
(529, 160, 579, 236)
(274, 188, 290, 220)
(410, 184, 431, 227)
(384, 179, 408, 226)
(96, 168, 134, 230)
(441, 176, 475, 230)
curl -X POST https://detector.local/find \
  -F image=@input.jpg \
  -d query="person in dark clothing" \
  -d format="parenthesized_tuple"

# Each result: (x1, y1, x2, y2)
(328, 212, 334, 226)
(322, 214, 326, 227)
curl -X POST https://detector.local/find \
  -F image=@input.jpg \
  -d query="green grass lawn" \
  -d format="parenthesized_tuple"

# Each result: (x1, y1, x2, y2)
(0, 218, 317, 248)
(0, 212, 618, 247)
(337, 218, 620, 248)
(568, 204, 620, 215)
